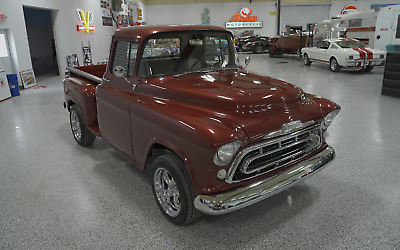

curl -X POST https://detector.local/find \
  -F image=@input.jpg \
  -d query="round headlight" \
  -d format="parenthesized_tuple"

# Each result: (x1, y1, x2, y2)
(213, 141, 242, 166)
(321, 109, 340, 129)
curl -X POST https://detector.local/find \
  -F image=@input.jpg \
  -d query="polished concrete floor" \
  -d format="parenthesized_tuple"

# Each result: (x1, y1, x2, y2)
(1, 54, 399, 249)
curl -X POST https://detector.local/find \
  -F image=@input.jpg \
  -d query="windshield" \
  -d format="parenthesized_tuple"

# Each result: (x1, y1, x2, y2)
(138, 32, 241, 78)
(335, 40, 367, 49)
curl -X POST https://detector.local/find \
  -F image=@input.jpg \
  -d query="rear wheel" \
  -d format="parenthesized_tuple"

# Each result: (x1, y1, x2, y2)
(364, 66, 374, 72)
(151, 154, 202, 225)
(69, 104, 96, 146)
(330, 57, 341, 72)
(304, 53, 312, 66)
(254, 45, 263, 54)
(269, 48, 275, 58)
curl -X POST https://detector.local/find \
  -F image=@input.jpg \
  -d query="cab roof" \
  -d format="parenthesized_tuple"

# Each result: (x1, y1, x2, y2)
(113, 24, 231, 41)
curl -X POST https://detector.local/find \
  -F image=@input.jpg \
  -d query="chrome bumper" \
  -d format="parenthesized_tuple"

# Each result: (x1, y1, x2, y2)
(194, 146, 335, 215)
(347, 58, 385, 68)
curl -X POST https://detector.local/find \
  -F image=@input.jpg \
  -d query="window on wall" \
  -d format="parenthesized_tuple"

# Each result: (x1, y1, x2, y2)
(0, 34, 8, 57)
(349, 19, 362, 27)
(112, 40, 138, 77)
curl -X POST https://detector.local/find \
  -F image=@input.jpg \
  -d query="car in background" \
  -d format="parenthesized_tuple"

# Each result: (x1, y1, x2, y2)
(236, 35, 254, 51)
(269, 32, 309, 57)
(301, 38, 386, 72)
(242, 36, 270, 54)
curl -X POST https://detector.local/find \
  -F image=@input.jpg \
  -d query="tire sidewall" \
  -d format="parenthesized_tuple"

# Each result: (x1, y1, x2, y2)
(151, 155, 192, 225)
(330, 57, 339, 72)
(304, 54, 310, 65)
(70, 105, 85, 145)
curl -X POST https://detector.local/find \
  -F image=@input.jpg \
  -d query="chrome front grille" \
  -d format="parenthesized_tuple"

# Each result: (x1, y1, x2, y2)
(226, 124, 322, 183)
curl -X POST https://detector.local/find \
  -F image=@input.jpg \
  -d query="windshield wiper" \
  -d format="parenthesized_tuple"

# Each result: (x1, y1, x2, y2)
(173, 69, 213, 78)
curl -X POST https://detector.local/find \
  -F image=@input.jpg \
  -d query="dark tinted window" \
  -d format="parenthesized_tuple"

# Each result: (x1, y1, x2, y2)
(349, 19, 362, 27)
(396, 15, 400, 39)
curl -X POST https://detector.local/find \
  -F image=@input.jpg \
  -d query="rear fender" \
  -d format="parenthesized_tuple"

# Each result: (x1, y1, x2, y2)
(63, 77, 98, 127)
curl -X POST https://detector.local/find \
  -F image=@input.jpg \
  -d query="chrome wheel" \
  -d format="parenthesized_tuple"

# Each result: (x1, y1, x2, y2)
(330, 58, 340, 72)
(70, 110, 82, 141)
(153, 167, 181, 217)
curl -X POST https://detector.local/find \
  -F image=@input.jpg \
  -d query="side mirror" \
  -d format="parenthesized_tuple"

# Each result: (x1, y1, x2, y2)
(244, 57, 250, 69)
(113, 65, 126, 78)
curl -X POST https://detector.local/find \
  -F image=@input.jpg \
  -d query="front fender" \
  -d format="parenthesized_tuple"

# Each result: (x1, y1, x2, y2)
(305, 93, 341, 117)
(129, 95, 248, 195)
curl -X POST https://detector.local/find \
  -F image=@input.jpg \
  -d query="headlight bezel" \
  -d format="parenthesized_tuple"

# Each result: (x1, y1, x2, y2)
(321, 109, 340, 129)
(213, 140, 242, 166)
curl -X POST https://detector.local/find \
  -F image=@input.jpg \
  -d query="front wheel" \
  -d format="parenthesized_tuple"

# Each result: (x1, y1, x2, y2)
(254, 45, 263, 54)
(151, 154, 202, 225)
(364, 66, 374, 72)
(69, 104, 96, 146)
(269, 48, 275, 58)
(304, 53, 312, 66)
(330, 57, 341, 72)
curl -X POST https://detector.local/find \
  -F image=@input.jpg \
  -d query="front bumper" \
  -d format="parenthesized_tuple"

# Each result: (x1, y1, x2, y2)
(194, 146, 335, 215)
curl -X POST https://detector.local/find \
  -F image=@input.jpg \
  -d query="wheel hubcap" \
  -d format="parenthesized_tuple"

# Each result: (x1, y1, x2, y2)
(70, 110, 82, 141)
(331, 60, 336, 71)
(153, 168, 181, 217)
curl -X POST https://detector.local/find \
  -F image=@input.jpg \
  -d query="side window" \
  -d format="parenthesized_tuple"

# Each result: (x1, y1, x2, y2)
(319, 41, 330, 49)
(143, 38, 180, 58)
(396, 15, 400, 39)
(112, 41, 138, 77)
(128, 43, 138, 76)
(349, 18, 362, 27)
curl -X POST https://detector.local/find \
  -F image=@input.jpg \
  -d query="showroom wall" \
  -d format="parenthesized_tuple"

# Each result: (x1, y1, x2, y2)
(145, 2, 277, 37)
(0, 0, 145, 83)
(330, 0, 400, 16)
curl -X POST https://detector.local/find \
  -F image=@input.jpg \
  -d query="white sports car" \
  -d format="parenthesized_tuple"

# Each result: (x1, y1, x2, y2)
(301, 38, 386, 72)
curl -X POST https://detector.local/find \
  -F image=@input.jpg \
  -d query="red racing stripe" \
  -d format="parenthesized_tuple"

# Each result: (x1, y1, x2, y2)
(360, 48, 373, 59)
(353, 48, 366, 59)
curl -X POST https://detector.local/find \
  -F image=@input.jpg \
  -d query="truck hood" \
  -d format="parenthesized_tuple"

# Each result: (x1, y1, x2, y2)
(147, 70, 323, 141)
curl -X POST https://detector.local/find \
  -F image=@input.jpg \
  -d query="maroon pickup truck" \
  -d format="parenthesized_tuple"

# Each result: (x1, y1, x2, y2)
(63, 25, 340, 225)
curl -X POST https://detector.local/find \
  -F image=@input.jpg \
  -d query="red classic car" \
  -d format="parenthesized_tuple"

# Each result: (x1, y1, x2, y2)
(63, 25, 340, 225)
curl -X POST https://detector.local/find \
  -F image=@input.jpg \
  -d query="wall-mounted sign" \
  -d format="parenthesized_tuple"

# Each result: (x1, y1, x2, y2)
(269, 11, 278, 16)
(77, 9, 95, 33)
(0, 14, 6, 20)
(230, 8, 257, 22)
(102, 16, 113, 26)
(226, 8, 262, 28)
(226, 22, 262, 28)
(202, 8, 210, 25)
(342, 5, 358, 15)
(137, 8, 142, 21)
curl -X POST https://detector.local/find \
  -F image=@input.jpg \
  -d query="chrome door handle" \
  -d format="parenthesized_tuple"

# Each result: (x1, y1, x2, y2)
(102, 78, 110, 82)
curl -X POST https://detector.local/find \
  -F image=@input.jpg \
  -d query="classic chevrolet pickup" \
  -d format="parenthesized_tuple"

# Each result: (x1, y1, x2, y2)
(63, 25, 340, 225)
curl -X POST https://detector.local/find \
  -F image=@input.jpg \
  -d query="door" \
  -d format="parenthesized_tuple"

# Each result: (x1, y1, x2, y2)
(312, 40, 330, 63)
(392, 12, 400, 45)
(96, 40, 139, 160)
(0, 30, 14, 74)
